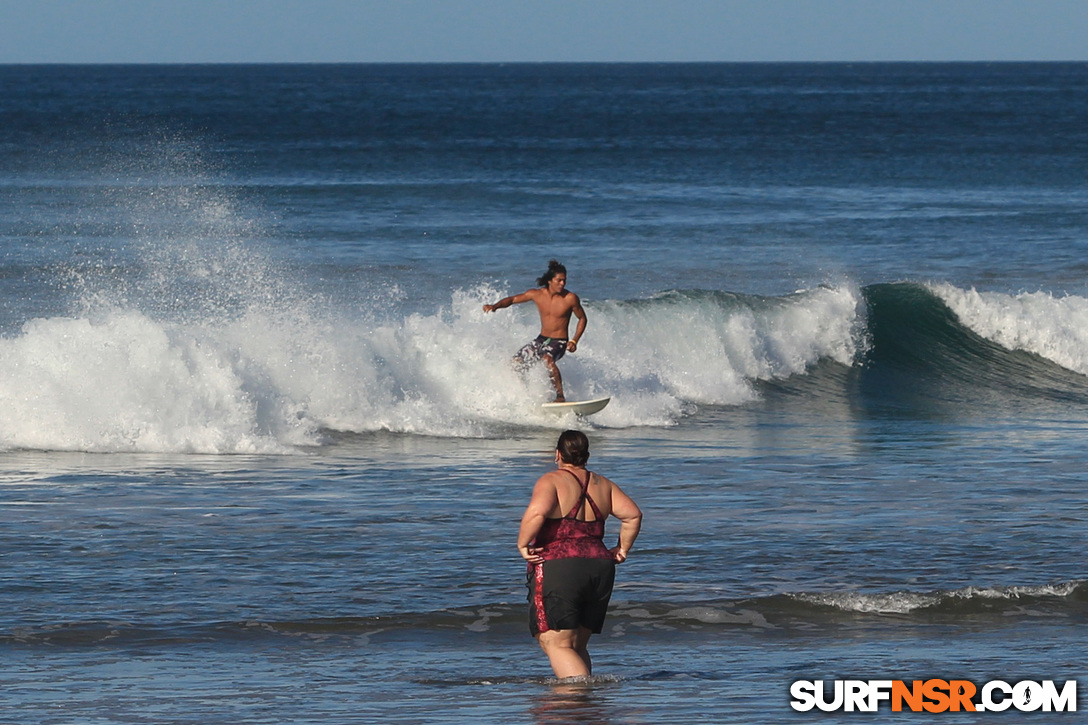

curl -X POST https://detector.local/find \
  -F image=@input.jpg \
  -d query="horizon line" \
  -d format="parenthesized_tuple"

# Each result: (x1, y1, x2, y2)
(2, 59, 1087, 67)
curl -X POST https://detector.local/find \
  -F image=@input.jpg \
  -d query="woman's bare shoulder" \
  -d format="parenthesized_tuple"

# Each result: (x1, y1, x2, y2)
(590, 470, 616, 486)
(537, 469, 577, 490)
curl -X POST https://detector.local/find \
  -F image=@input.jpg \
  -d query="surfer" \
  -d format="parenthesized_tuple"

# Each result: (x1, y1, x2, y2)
(483, 260, 586, 402)
(518, 430, 643, 680)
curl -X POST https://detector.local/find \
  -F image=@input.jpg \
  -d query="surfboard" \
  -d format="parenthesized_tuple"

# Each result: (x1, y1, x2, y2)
(541, 396, 611, 416)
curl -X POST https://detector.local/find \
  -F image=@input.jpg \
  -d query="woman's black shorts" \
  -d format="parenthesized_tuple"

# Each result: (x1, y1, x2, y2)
(528, 557, 616, 636)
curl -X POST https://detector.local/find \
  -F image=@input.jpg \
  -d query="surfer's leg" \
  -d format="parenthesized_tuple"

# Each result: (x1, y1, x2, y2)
(542, 354, 565, 402)
(536, 628, 590, 678)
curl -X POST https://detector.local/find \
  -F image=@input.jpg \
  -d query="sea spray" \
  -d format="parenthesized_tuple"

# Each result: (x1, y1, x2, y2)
(2, 143, 873, 448)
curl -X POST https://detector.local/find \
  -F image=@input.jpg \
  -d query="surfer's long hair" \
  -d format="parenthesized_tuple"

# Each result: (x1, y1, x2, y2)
(537, 259, 567, 287)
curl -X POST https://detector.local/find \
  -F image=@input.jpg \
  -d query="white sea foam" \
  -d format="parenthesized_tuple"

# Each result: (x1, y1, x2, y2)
(0, 282, 865, 452)
(797, 590, 942, 614)
(0, 245, 865, 452)
(931, 283, 1088, 376)
(796, 580, 1083, 614)
(581, 285, 865, 425)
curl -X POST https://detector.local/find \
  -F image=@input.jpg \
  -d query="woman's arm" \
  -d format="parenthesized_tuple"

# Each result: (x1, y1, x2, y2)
(608, 483, 642, 563)
(517, 474, 558, 564)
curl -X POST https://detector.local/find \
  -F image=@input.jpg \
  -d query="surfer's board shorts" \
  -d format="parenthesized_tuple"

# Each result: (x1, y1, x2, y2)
(527, 558, 616, 636)
(515, 335, 567, 367)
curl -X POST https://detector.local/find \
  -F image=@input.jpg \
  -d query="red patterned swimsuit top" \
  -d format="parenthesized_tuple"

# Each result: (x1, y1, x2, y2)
(533, 470, 614, 561)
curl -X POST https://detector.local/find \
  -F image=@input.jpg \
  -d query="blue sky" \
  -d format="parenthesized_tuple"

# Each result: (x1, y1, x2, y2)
(1, 0, 1085, 63)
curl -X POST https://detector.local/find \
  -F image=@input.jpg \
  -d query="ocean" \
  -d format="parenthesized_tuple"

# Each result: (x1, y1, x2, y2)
(1, 62, 1087, 723)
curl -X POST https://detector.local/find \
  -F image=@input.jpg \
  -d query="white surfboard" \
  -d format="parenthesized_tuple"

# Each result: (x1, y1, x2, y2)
(541, 396, 611, 416)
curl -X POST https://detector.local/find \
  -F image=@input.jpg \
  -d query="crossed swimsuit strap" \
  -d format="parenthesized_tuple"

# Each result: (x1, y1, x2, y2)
(563, 470, 604, 522)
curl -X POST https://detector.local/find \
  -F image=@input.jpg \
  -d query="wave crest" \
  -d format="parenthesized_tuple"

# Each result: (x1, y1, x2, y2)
(0, 283, 867, 452)
(931, 283, 1088, 375)
(8, 278, 1088, 453)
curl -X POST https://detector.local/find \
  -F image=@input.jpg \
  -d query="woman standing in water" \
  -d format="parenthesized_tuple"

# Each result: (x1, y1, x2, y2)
(518, 430, 643, 679)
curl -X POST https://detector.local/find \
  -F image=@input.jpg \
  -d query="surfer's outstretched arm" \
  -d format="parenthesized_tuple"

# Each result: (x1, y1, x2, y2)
(483, 290, 534, 313)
